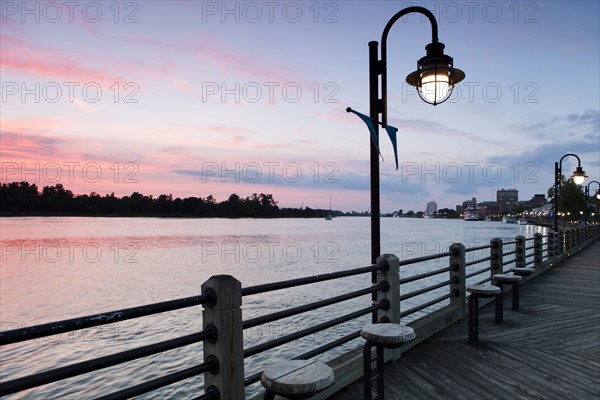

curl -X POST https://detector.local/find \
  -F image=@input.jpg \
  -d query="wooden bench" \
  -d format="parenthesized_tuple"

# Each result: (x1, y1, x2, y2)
(261, 360, 334, 399)
(509, 267, 535, 281)
(466, 284, 501, 345)
(360, 323, 416, 400)
(492, 273, 523, 323)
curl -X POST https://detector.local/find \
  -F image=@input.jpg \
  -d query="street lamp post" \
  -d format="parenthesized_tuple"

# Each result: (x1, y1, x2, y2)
(361, 7, 465, 265)
(347, 6, 464, 323)
(584, 180, 600, 225)
(553, 153, 587, 232)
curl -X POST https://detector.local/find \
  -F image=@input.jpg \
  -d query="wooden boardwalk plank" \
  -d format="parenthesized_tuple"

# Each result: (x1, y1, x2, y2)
(331, 240, 600, 400)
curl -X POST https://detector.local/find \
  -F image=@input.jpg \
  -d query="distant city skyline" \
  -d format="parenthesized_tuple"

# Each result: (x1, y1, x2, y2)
(1, 1, 598, 212)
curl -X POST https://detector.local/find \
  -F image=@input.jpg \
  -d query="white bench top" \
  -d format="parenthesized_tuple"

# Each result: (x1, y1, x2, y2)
(467, 284, 501, 295)
(360, 323, 416, 345)
(492, 273, 523, 283)
(261, 360, 334, 396)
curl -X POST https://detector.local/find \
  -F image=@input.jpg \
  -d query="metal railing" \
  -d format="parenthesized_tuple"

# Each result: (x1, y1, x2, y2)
(1, 224, 598, 399)
(0, 294, 219, 399)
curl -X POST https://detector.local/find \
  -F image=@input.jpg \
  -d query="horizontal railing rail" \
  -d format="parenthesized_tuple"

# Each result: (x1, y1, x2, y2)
(400, 291, 457, 319)
(397, 251, 455, 266)
(0, 294, 217, 398)
(0, 329, 217, 396)
(239, 262, 391, 390)
(399, 265, 454, 285)
(242, 284, 385, 330)
(0, 293, 215, 346)
(240, 264, 383, 296)
(400, 279, 454, 302)
(243, 303, 384, 359)
(2, 223, 598, 399)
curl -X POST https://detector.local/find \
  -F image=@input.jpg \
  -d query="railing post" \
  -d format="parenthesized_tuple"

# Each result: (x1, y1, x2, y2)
(376, 254, 400, 324)
(588, 225, 592, 243)
(376, 254, 401, 361)
(449, 243, 466, 317)
(533, 233, 543, 273)
(547, 230, 556, 269)
(490, 238, 503, 277)
(571, 228, 576, 253)
(557, 231, 564, 259)
(564, 229, 572, 256)
(515, 235, 526, 268)
(202, 275, 244, 400)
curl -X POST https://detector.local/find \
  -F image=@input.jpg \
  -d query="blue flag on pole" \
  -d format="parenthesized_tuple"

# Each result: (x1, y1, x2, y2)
(347, 108, 383, 161)
(347, 107, 399, 169)
(384, 125, 399, 170)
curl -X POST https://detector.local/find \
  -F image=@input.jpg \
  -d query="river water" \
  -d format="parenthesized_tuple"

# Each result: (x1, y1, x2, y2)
(0, 217, 546, 399)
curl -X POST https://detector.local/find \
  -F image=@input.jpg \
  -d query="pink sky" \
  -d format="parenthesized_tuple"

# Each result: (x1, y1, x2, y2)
(1, 1, 598, 212)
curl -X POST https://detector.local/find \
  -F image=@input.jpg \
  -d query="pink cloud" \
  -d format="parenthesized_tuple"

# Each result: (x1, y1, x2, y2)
(172, 80, 191, 92)
(317, 110, 363, 126)
(195, 125, 248, 135)
(0, 35, 125, 84)
(128, 36, 305, 84)
(194, 43, 297, 83)
(1, 118, 65, 134)
(0, 122, 352, 207)
(253, 143, 289, 150)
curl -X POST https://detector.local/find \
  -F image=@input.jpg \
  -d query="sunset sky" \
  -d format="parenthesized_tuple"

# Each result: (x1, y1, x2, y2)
(1, 1, 599, 212)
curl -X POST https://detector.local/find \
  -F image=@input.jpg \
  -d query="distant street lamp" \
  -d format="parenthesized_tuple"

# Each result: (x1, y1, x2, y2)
(554, 153, 587, 232)
(347, 6, 464, 265)
(584, 180, 600, 225)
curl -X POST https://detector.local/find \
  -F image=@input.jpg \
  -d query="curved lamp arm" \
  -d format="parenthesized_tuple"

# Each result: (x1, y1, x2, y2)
(586, 180, 600, 197)
(380, 7, 439, 127)
(558, 153, 582, 167)
(557, 153, 587, 186)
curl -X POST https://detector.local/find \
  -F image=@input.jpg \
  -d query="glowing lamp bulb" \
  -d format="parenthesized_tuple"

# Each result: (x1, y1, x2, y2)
(419, 72, 452, 105)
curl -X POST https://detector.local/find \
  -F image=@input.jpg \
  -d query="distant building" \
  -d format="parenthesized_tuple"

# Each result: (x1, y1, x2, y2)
(477, 202, 503, 218)
(426, 201, 437, 214)
(497, 189, 518, 212)
(528, 194, 546, 208)
(462, 197, 477, 211)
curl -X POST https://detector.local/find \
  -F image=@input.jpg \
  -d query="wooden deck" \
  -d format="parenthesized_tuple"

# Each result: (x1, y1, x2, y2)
(332, 240, 600, 400)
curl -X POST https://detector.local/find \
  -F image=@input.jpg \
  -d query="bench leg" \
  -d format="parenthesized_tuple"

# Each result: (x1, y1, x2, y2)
(363, 342, 386, 400)
(495, 285, 503, 324)
(512, 283, 519, 311)
(468, 295, 479, 344)
(376, 345, 385, 400)
(363, 341, 374, 400)
(263, 391, 275, 400)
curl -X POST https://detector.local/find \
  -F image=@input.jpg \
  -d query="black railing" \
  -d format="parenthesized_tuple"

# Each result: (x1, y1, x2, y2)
(240, 263, 388, 387)
(2, 224, 598, 399)
(0, 294, 217, 398)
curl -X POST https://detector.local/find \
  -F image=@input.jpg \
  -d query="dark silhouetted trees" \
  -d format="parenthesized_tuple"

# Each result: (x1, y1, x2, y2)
(0, 182, 332, 218)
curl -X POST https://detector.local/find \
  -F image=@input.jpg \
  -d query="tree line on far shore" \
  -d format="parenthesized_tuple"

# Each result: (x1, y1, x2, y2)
(0, 182, 333, 218)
